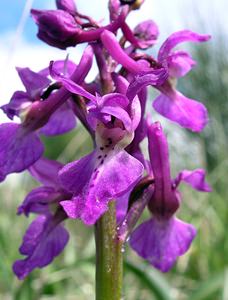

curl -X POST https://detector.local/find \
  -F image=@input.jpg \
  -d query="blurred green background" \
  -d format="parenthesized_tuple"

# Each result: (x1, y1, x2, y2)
(0, 1, 228, 299)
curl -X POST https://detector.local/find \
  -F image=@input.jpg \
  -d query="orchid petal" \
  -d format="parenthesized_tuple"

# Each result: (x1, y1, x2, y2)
(147, 122, 179, 217)
(126, 70, 168, 101)
(130, 217, 196, 272)
(1, 91, 31, 120)
(0, 123, 44, 182)
(158, 30, 211, 63)
(101, 30, 149, 74)
(29, 157, 63, 187)
(60, 149, 144, 225)
(175, 169, 212, 192)
(16, 67, 51, 99)
(153, 90, 208, 132)
(40, 102, 76, 136)
(18, 186, 60, 216)
(13, 215, 69, 279)
(167, 51, 196, 78)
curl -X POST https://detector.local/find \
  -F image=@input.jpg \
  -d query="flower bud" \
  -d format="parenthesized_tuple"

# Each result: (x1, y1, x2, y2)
(31, 9, 80, 49)
(134, 20, 159, 48)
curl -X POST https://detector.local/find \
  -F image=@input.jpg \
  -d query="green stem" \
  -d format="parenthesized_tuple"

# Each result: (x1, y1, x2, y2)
(95, 201, 123, 300)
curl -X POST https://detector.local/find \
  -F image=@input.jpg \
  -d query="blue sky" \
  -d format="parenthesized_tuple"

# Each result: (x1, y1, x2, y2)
(0, 0, 54, 43)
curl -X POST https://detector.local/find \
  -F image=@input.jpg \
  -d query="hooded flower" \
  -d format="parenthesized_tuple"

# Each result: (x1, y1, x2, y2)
(1, 61, 77, 136)
(57, 85, 144, 225)
(101, 29, 210, 132)
(153, 30, 211, 132)
(13, 158, 71, 279)
(0, 46, 93, 182)
(130, 122, 211, 271)
(121, 19, 159, 49)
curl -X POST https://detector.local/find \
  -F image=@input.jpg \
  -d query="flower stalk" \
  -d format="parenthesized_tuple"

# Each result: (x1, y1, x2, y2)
(95, 201, 123, 300)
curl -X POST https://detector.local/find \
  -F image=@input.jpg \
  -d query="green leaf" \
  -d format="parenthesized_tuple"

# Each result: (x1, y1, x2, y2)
(188, 272, 223, 300)
(124, 260, 174, 300)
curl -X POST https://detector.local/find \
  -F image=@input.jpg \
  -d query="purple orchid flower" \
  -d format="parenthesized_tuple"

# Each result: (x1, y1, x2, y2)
(1, 61, 77, 136)
(121, 19, 159, 49)
(129, 122, 211, 272)
(112, 73, 147, 164)
(153, 30, 211, 132)
(59, 90, 144, 225)
(101, 29, 210, 132)
(13, 158, 71, 279)
(0, 46, 93, 182)
(13, 213, 69, 280)
(47, 72, 146, 225)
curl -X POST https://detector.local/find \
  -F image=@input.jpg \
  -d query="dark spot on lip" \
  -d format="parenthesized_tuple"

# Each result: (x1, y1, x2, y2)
(104, 154, 107, 158)
(100, 147, 104, 150)
(105, 145, 109, 148)
(111, 116, 115, 124)
(97, 155, 102, 159)
(108, 138, 112, 144)
(100, 159, 104, 165)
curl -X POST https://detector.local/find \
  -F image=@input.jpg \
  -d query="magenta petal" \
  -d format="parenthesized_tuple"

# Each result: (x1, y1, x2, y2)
(108, 0, 121, 21)
(101, 30, 150, 74)
(147, 122, 179, 217)
(39, 59, 77, 77)
(153, 91, 208, 132)
(53, 75, 96, 103)
(40, 102, 76, 136)
(18, 186, 60, 216)
(99, 106, 132, 132)
(0, 123, 44, 182)
(59, 151, 96, 194)
(121, 19, 159, 50)
(29, 157, 63, 187)
(112, 73, 129, 94)
(130, 217, 196, 272)
(116, 190, 131, 224)
(60, 198, 81, 219)
(80, 150, 144, 225)
(133, 20, 159, 48)
(158, 30, 211, 63)
(16, 67, 51, 99)
(13, 215, 69, 279)
(1, 91, 31, 120)
(122, 21, 157, 50)
(60, 149, 144, 225)
(100, 93, 129, 108)
(167, 51, 196, 78)
(126, 70, 168, 101)
(175, 169, 212, 192)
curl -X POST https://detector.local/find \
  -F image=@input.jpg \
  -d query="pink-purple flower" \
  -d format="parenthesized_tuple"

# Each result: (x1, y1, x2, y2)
(129, 122, 211, 271)
(13, 158, 71, 279)
(0, 0, 212, 280)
